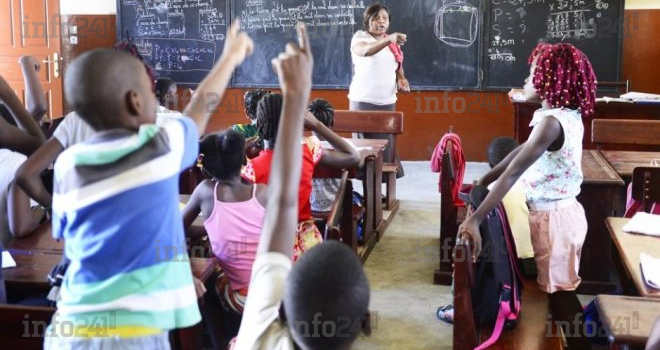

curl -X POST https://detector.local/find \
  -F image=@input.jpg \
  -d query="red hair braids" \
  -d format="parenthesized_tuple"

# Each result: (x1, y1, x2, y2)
(528, 43, 598, 117)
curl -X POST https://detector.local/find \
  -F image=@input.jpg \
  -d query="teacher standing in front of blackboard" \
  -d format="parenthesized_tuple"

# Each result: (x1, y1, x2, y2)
(348, 3, 409, 178)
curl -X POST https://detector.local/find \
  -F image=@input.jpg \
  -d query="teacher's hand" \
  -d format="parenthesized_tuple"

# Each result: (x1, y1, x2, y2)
(388, 32, 407, 46)
(398, 78, 411, 93)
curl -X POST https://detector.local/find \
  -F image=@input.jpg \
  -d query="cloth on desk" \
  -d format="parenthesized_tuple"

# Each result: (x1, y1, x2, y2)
(623, 212, 660, 237)
(640, 253, 660, 290)
(431, 133, 465, 207)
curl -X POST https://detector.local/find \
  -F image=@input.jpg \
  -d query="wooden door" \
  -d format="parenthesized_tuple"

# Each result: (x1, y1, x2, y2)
(0, 0, 63, 120)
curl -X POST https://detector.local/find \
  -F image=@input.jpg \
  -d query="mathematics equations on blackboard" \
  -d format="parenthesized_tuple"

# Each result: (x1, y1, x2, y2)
(117, 0, 625, 90)
(118, 0, 229, 85)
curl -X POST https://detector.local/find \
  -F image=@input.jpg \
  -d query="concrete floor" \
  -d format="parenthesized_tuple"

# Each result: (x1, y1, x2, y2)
(352, 161, 489, 350)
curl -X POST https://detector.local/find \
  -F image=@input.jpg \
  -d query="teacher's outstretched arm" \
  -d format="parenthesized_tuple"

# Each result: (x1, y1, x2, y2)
(353, 32, 406, 57)
(397, 64, 410, 92)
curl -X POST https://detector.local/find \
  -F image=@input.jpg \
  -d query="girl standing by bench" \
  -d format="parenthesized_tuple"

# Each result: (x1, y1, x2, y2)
(458, 43, 598, 350)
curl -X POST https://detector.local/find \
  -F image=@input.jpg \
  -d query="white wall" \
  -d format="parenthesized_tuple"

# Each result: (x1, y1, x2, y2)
(626, 0, 660, 9)
(60, 0, 116, 15)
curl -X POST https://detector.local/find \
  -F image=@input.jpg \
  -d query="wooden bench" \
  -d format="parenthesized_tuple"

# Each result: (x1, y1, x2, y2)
(595, 295, 660, 349)
(631, 166, 660, 213)
(592, 119, 660, 151)
(321, 171, 359, 255)
(434, 136, 467, 286)
(453, 243, 564, 350)
(0, 304, 55, 350)
(333, 110, 404, 212)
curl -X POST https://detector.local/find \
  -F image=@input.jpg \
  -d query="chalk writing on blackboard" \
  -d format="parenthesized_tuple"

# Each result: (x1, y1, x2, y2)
(239, 0, 365, 34)
(435, 1, 479, 48)
(135, 38, 217, 71)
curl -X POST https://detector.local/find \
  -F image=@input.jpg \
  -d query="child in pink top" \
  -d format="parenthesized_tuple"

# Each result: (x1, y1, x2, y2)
(182, 129, 267, 348)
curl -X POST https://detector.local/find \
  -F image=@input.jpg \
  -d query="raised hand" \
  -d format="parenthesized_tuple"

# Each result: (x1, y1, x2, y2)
(222, 20, 254, 65)
(388, 32, 407, 45)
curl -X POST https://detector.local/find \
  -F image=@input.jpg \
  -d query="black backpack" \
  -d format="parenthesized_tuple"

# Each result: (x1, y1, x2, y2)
(465, 185, 524, 349)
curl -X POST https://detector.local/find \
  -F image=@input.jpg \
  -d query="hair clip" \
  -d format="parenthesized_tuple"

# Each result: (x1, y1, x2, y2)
(196, 153, 205, 169)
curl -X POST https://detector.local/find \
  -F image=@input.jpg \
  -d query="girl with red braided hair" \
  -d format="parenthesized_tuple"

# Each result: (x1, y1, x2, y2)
(458, 42, 597, 350)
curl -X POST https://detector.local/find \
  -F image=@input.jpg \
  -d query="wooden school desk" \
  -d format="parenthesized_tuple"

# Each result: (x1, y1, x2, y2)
(577, 150, 625, 294)
(513, 100, 660, 151)
(599, 150, 660, 181)
(606, 217, 660, 298)
(595, 295, 660, 348)
(314, 138, 388, 262)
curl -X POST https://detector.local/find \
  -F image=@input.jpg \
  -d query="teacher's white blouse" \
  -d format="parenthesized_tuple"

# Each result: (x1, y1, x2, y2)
(348, 30, 398, 105)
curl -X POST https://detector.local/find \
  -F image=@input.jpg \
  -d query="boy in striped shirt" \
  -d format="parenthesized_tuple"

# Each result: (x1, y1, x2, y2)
(46, 23, 253, 349)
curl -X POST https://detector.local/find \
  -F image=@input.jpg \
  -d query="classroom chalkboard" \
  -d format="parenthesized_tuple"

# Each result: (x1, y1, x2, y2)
(231, 0, 362, 88)
(117, 0, 229, 86)
(116, 0, 624, 90)
(379, 0, 482, 89)
(483, 0, 624, 89)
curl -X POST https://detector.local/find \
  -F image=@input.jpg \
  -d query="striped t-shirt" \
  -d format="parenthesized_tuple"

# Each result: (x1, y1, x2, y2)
(51, 117, 201, 337)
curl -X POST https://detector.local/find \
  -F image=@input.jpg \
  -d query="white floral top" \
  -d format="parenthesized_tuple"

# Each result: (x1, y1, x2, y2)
(521, 108, 584, 202)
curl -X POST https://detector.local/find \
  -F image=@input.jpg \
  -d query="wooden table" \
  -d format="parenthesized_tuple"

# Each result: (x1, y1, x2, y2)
(5, 222, 61, 252)
(314, 138, 388, 262)
(606, 217, 660, 298)
(600, 150, 660, 180)
(595, 295, 660, 347)
(577, 150, 625, 294)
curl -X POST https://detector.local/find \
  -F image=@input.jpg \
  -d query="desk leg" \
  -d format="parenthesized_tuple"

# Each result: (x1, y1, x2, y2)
(576, 183, 622, 295)
(361, 156, 375, 246)
(373, 153, 384, 236)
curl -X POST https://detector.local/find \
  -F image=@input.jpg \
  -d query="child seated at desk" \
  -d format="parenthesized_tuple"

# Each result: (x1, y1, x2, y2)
(309, 98, 346, 213)
(233, 23, 370, 350)
(182, 129, 268, 348)
(45, 22, 253, 349)
(242, 94, 358, 261)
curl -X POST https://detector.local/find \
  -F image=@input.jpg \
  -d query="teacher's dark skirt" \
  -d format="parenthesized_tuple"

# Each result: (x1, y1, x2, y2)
(349, 100, 404, 178)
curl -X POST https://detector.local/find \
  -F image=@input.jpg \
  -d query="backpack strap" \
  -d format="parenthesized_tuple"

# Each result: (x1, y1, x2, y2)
(474, 285, 516, 350)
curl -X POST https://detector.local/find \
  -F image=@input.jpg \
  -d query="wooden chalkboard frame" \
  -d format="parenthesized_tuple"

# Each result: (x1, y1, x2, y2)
(481, 0, 625, 91)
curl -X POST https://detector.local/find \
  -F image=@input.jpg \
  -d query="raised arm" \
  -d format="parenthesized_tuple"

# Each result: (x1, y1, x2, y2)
(352, 32, 406, 57)
(257, 23, 313, 256)
(0, 76, 46, 155)
(304, 112, 359, 168)
(458, 117, 562, 259)
(19, 56, 48, 121)
(184, 20, 253, 134)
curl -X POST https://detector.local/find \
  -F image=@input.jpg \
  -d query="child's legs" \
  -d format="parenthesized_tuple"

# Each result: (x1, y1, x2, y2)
(529, 198, 591, 349)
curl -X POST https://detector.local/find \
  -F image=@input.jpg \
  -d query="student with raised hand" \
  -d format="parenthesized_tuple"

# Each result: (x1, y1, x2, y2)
(44, 21, 252, 349)
(458, 43, 597, 350)
(233, 23, 370, 350)
(0, 57, 47, 243)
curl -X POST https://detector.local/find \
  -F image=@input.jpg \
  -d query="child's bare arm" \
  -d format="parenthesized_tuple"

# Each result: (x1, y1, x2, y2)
(15, 138, 65, 208)
(184, 21, 253, 134)
(305, 113, 359, 168)
(182, 184, 206, 239)
(7, 181, 43, 238)
(0, 76, 46, 155)
(257, 23, 313, 256)
(19, 56, 48, 121)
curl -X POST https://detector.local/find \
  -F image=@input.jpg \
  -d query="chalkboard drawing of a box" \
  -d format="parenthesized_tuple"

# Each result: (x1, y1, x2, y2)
(435, 1, 478, 48)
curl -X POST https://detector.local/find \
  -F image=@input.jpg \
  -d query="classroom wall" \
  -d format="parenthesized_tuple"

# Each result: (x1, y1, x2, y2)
(60, 0, 116, 15)
(626, 0, 660, 9)
(56, 5, 660, 161)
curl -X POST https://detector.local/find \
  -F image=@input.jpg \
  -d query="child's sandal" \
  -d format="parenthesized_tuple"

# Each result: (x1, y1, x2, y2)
(436, 304, 454, 324)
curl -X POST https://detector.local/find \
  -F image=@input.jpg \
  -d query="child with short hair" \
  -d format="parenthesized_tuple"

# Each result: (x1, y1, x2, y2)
(155, 77, 178, 112)
(233, 23, 370, 350)
(458, 43, 597, 349)
(242, 93, 359, 261)
(182, 129, 268, 348)
(45, 22, 253, 349)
